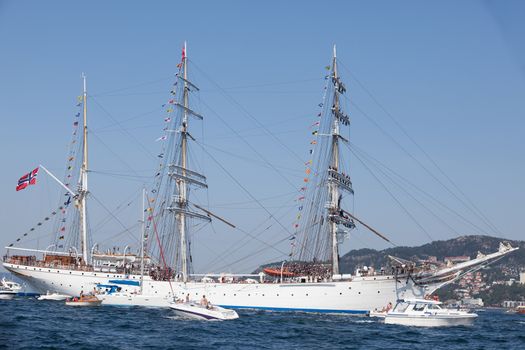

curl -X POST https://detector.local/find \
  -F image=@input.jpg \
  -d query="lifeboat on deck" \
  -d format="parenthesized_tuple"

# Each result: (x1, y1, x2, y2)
(263, 267, 296, 277)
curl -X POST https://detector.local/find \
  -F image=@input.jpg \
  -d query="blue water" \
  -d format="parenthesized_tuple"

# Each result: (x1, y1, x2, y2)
(1, 298, 524, 349)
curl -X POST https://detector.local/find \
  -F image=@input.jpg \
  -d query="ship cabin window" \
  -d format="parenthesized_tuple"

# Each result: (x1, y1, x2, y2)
(300, 278, 307, 283)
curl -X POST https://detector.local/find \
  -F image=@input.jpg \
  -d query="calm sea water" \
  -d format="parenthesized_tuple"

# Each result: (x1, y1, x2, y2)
(1, 298, 523, 349)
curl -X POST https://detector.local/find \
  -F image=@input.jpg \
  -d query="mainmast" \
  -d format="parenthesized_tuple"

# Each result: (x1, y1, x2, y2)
(168, 42, 211, 282)
(78, 73, 89, 264)
(327, 45, 354, 275)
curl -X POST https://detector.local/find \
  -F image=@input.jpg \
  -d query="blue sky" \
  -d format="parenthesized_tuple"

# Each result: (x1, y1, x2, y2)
(1, 0, 524, 273)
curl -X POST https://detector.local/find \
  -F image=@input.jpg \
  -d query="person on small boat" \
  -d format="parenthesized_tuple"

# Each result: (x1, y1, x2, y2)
(200, 295, 210, 309)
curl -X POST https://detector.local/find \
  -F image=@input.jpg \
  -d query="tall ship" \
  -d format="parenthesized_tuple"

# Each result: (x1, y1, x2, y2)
(3, 44, 517, 313)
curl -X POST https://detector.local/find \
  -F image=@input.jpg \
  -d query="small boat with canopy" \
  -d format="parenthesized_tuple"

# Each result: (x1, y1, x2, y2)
(384, 299, 477, 327)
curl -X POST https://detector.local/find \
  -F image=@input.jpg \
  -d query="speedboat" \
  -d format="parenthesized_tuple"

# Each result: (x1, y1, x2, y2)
(384, 299, 477, 327)
(1, 277, 22, 293)
(0, 286, 17, 300)
(37, 291, 71, 301)
(65, 295, 102, 306)
(169, 301, 239, 320)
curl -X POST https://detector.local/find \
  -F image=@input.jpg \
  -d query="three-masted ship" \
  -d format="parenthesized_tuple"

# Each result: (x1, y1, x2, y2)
(3, 44, 517, 313)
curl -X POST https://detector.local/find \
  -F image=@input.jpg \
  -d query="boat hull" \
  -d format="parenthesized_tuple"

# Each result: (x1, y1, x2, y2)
(65, 300, 101, 306)
(169, 302, 239, 320)
(0, 292, 16, 300)
(3, 262, 428, 313)
(385, 314, 477, 327)
(37, 294, 70, 301)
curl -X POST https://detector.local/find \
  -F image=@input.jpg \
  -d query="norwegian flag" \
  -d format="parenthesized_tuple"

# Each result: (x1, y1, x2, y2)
(16, 167, 39, 191)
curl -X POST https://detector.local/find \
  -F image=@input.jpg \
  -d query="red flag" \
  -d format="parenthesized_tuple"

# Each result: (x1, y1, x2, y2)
(181, 44, 186, 61)
(16, 167, 39, 191)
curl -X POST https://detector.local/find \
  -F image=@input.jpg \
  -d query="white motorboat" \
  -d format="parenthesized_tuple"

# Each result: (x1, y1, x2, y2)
(384, 299, 477, 327)
(0, 287, 17, 300)
(1, 277, 22, 293)
(37, 291, 71, 301)
(169, 301, 239, 320)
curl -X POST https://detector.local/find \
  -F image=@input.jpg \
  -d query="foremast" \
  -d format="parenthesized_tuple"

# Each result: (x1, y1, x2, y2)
(327, 45, 354, 275)
(77, 73, 89, 264)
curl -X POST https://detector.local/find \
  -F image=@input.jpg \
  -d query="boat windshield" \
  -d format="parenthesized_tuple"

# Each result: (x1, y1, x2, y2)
(413, 303, 427, 311)
(393, 301, 410, 312)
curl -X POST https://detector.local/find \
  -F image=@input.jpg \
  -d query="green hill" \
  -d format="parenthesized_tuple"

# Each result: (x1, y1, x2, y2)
(339, 235, 524, 277)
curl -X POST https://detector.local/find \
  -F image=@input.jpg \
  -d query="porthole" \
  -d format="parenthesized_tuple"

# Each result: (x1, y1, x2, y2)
(358, 292, 361, 294)
(340, 292, 342, 295)
(306, 294, 309, 296)
(277, 294, 279, 296)
(377, 291, 380, 293)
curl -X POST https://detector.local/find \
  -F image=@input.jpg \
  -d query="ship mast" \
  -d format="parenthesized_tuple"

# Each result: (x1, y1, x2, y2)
(78, 73, 89, 265)
(330, 46, 341, 275)
(327, 45, 354, 275)
(179, 41, 189, 282)
(164, 42, 210, 282)
(140, 188, 145, 293)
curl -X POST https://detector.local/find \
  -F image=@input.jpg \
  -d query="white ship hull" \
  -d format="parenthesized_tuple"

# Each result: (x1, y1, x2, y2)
(97, 292, 172, 307)
(3, 262, 427, 313)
